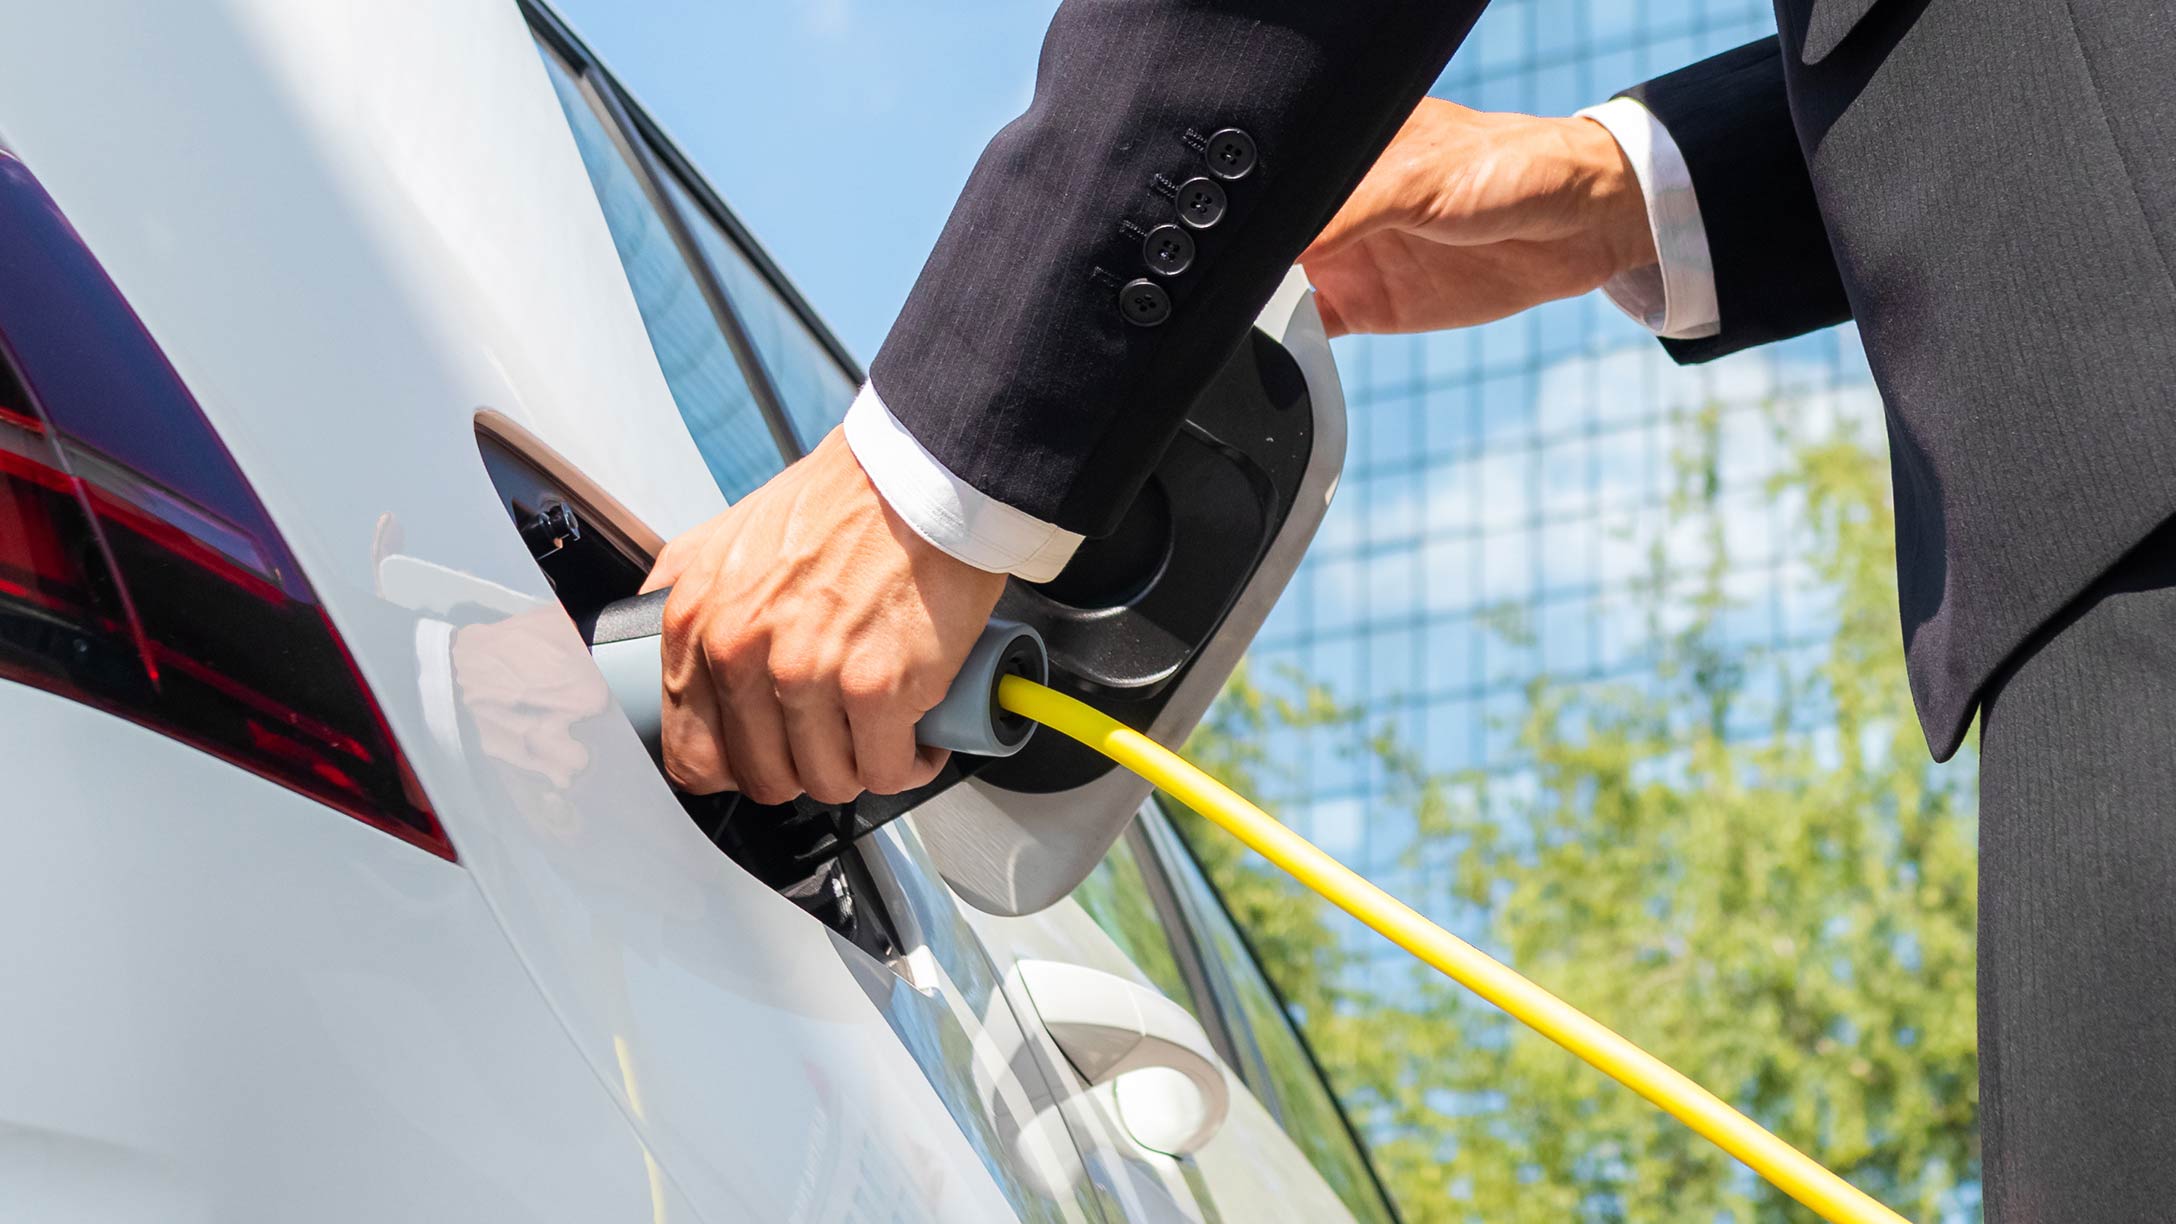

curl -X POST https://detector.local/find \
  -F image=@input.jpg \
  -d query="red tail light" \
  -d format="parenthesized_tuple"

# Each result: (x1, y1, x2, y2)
(0, 154, 450, 859)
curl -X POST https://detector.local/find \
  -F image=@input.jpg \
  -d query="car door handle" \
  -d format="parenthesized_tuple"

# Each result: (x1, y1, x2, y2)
(1014, 958, 1231, 1156)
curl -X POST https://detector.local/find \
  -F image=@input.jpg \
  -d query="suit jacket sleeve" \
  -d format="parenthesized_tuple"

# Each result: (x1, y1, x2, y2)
(868, 2, 1490, 537)
(1622, 36, 1852, 364)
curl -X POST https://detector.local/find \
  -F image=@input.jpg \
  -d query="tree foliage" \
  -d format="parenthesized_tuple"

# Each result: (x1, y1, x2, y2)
(1178, 407, 1980, 1222)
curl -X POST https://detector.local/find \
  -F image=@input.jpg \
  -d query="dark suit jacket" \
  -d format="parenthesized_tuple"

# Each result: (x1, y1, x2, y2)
(1628, 0, 2176, 758)
(871, 3, 1490, 534)
(874, 0, 2176, 761)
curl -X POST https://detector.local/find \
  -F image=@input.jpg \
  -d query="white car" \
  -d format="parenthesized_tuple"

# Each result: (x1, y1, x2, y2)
(0, 3, 1394, 1221)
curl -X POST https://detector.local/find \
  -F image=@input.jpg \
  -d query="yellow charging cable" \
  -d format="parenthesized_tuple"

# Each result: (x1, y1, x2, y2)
(997, 675, 1909, 1224)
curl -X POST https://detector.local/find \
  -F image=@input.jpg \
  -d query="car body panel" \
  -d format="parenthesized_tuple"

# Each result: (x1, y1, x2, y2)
(0, 2, 1032, 1220)
(0, 2, 1379, 1221)
(963, 869, 1361, 1224)
(0, 685, 697, 1223)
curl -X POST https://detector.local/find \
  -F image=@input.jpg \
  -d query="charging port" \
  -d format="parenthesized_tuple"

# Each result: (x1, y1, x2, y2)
(476, 417, 897, 958)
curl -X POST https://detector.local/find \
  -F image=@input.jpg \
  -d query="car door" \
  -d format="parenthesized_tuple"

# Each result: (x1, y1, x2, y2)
(958, 812, 1371, 1224)
(0, 0, 1107, 1217)
(980, 803, 1410, 1223)
(881, 265, 1371, 1223)
(528, 8, 1362, 1223)
(1130, 806, 1402, 1224)
(515, 13, 1122, 1221)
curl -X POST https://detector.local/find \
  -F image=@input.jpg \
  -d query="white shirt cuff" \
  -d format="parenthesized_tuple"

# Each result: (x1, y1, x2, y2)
(1576, 97, 1720, 341)
(841, 384, 1083, 583)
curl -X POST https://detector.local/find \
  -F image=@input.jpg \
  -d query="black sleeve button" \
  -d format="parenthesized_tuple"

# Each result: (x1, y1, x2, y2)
(1142, 224, 1196, 276)
(1205, 128, 1257, 180)
(1119, 278, 1172, 326)
(1175, 177, 1227, 229)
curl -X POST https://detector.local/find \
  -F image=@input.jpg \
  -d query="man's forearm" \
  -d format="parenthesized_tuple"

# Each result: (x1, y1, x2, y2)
(863, 0, 1494, 568)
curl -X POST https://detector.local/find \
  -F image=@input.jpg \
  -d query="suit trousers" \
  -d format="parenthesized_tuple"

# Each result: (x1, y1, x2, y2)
(1977, 516, 2176, 1222)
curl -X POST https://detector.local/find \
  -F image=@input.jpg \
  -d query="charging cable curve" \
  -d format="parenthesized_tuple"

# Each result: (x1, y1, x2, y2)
(996, 675, 1910, 1224)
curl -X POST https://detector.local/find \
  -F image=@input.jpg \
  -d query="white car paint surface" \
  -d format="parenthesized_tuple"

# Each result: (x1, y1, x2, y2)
(0, 1, 1375, 1221)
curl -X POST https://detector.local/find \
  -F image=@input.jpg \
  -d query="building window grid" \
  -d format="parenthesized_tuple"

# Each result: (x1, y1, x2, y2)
(1438, 4, 1775, 95)
(1266, 0, 1869, 845)
(1229, 7, 1885, 1204)
(1339, 349, 1815, 481)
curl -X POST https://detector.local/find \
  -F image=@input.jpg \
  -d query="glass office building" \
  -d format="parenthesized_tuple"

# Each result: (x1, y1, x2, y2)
(1246, 0, 1882, 978)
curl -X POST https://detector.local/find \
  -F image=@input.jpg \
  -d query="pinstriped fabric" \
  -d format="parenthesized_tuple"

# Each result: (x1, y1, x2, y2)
(1977, 518, 2176, 1222)
(877, 0, 2176, 787)
(1629, 3, 2176, 766)
(870, 1, 1488, 537)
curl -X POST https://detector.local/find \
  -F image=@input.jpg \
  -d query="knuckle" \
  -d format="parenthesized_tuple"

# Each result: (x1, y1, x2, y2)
(719, 733, 793, 803)
(877, 750, 943, 798)
(839, 662, 904, 713)
(730, 751, 800, 806)
(770, 658, 824, 700)
(863, 762, 914, 797)
(661, 745, 728, 796)
(715, 633, 771, 689)
(774, 646, 847, 707)
(660, 588, 704, 645)
(898, 661, 951, 714)
(804, 774, 864, 806)
(663, 762, 716, 795)
(742, 775, 801, 806)
(903, 755, 946, 791)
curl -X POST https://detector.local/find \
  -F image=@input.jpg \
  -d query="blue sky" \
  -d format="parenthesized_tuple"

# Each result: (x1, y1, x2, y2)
(552, 0, 1063, 360)
(541, 3, 1755, 363)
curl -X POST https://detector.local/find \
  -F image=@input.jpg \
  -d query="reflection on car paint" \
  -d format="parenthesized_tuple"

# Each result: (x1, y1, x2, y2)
(836, 820, 1106, 1221)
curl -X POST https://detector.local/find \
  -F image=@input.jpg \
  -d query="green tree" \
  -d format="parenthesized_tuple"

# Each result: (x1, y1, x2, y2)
(1178, 406, 1979, 1222)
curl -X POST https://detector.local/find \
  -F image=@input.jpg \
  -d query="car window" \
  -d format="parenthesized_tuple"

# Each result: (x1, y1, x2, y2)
(537, 46, 787, 501)
(658, 173, 857, 450)
(1071, 825, 1202, 1016)
(1140, 805, 1400, 1224)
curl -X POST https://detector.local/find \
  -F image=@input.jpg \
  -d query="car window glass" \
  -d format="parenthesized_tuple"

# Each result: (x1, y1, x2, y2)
(1071, 825, 1201, 1016)
(1141, 805, 1399, 1224)
(537, 47, 785, 500)
(659, 173, 857, 449)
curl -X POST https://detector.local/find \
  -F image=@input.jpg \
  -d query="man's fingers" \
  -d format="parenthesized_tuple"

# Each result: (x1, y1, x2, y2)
(716, 665, 801, 805)
(659, 680, 736, 794)
(1305, 272, 1354, 337)
(658, 581, 740, 793)
(782, 696, 862, 806)
(846, 678, 944, 796)
(906, 745, 949, 792)
(646, 430, 1009, 809)
(642, 508, 732, 594)
(1303, 237, 1402, 336)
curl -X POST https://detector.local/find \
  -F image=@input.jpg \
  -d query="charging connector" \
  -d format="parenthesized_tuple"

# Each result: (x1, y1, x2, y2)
(583, 588, 1049, 761)
(583, 588, 1909, 1224)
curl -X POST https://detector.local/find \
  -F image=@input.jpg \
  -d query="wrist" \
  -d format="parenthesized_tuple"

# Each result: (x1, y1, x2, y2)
(1559, 115, 1657, 279)
(836, 396, 1085, 582)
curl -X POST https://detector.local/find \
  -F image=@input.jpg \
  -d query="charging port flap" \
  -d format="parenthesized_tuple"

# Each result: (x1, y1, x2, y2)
(476, 414, 903, 958)
(916, 269, 1346, 916)
(486, 270, 1343, 924)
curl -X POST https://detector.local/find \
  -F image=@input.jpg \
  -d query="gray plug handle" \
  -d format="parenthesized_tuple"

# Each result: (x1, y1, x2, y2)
(583, 589, 1047, 761)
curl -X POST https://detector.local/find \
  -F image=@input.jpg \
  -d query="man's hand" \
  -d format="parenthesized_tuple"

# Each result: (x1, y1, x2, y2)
(1301, 99, 1656, 336)
(644, 429, 1007, 803)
